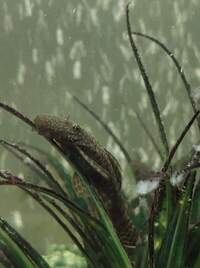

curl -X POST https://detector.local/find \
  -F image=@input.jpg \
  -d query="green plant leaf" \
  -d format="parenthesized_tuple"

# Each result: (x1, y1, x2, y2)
(0, 217, 50, 268)
(156, 172, 196, 268)
(79, 174, 133, 268)
(186, 224, 200, 267)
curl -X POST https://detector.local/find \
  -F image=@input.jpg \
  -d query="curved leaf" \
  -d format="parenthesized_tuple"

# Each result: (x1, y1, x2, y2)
(0, 217, 50, 268)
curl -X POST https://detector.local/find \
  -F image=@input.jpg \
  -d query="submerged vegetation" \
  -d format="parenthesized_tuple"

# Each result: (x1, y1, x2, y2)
(0, 2, 200, 268)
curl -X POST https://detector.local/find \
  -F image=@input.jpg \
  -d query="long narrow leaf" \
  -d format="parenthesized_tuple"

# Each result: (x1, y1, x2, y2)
(79, 173, 133, 268)
(186, 223, 200, 267)
(132, 31, 200, 131)
(0, 172, 103, 227)
(156, 172, 196, 268)
(126, 4, 169, 155)
(0, 140, 66, 197)
(0, 218, 40, 268)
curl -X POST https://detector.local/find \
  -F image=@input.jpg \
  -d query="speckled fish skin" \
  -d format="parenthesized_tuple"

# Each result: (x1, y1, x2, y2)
(34, 115, 122, 191)
(34, 115, 138, 257)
